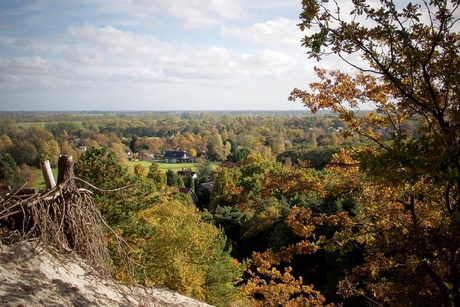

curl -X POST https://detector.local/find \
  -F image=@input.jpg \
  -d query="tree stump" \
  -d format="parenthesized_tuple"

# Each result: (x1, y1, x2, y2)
(40, 160, 56, 190)
(57, 155, 76, 190)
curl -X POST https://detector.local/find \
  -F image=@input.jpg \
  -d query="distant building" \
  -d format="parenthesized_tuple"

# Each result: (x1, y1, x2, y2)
(124, 147, 133, 159)
(138, 150, 154, 161)
(177, 170, 198, 179)
(197, 182, 214, 195)
(178, 187, 198, 204)
(164, 150, 194, 163)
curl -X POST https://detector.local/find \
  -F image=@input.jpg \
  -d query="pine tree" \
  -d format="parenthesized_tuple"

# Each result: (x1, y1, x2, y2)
(0, 153, 19, 187)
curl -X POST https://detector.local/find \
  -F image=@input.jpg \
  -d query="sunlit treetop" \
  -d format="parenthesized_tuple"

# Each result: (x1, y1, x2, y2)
(290, 0, 460, 185)
(293, 0, 459, 126)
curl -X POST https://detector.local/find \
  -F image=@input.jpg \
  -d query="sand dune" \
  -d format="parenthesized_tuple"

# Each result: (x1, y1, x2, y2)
(0, 240, 213, 307)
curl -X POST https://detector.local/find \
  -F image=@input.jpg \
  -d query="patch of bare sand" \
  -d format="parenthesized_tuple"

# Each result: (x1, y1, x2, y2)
(0, 240, 214, 307)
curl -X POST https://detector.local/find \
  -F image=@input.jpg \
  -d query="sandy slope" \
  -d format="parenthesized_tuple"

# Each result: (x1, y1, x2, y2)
(0, 240, 214, 307)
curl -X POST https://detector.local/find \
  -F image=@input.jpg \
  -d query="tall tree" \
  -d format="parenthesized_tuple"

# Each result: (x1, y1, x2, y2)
(60, 141, 77, 157)
(134, 197, 245, 305)
(147, 162, 167, 189)
(45, 122, 83, 140)
(291, 0, 460, 176)
(0, 117, 16, 135)
(166, 169, 183, 187)
(0, 134, 12, 153)
(0, 153, 19, 187)
(74, 146, 127, 190)
(129, 135, 137, 152)
(9, 141, 38, 166)
(197, 159, 214, 183)
(38, 140, 60, 167)
(228, 146, 251, 163)
(207, 132, 228, 162)
(287, 0, 460, 305)
(133, 163, 147, 178)
(18, 163, 39, 187)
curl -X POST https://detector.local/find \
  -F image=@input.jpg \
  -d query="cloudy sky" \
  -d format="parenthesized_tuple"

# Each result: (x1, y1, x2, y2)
(0, 0, 327, 111)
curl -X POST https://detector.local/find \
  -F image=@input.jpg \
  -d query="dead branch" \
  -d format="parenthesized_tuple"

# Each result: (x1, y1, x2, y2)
(75, 177, 138, 193)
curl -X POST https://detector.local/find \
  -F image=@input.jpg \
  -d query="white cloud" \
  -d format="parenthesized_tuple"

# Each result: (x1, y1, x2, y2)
(133, 0, 247, 27)
(13, 38, 32, 48)
(221, 17, 305, 47)
(0, 57, 64, 76)
(243, 49, 297, 66)
(0, 21, 308, 94)
(0, 1, 315, 110)
(68, 25, 173, 57)
(110, 67, 170, 83)
(157, 44, 300, 83)
(0, 57, 73, 90)
(62, 47, 104, 65)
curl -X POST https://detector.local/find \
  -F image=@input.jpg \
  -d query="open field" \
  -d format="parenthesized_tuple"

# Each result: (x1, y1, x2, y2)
(37, 167, 59, 190)
(128, 161, 199, 172)
(16, 121, 83, 128)
(16, 122, 47, 129)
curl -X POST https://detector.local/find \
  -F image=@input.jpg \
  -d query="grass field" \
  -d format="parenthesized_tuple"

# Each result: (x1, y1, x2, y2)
(16, 122, 47, 129)
(128, 161, 199, 172)
(37, 167, 59, 190)
(16, 121, 83, 129)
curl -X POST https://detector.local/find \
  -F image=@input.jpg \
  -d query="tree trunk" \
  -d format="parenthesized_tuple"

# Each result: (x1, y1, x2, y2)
(57, 155, 76, 189)
(40, 160, 56, 190)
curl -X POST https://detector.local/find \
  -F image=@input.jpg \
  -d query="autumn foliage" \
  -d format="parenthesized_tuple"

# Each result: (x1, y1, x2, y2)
(277, 0, 460, 305)
(238, 0, 460, 305)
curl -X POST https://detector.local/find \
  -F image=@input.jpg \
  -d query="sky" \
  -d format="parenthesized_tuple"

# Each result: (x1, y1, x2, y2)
(0, 0, 332, 111)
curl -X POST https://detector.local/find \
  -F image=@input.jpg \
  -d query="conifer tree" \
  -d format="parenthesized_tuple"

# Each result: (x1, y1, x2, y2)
(0, 153, 19, 187)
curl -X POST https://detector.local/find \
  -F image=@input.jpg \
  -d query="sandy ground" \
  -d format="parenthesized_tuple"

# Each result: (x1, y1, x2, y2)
(0, 240, 214, 307)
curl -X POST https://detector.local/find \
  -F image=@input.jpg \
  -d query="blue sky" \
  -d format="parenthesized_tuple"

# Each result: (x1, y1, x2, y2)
(0, 0, 332, 111)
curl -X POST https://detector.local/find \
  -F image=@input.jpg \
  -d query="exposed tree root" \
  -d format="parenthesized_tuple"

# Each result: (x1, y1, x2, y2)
(0, 181, 109, 274)
(0, 156, 137, 282)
